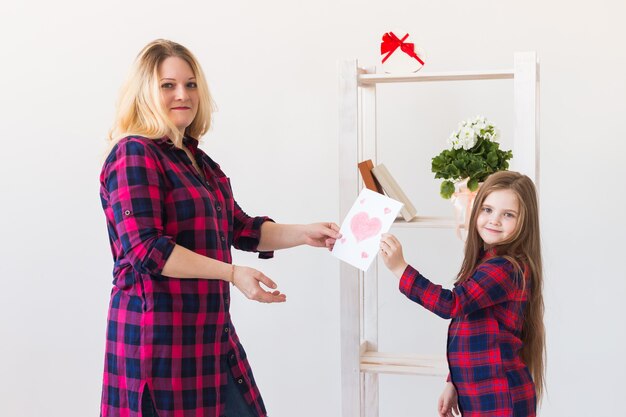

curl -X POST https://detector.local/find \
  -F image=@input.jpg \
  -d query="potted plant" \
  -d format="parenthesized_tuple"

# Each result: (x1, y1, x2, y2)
(432, 116, 512, 199)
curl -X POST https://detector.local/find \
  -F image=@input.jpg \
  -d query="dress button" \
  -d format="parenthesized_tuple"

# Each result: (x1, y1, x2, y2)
(220, 235, 226, 242)
(237, 378, 244, 384)
(224, 327, 229, 333)
(230, 354, 236, 362)
(216, 205, 221, 211)
(124, 210, 131, 216)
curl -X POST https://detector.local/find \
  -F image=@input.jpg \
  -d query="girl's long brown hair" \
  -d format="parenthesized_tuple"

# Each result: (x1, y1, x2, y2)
(457, 170, 545, 401)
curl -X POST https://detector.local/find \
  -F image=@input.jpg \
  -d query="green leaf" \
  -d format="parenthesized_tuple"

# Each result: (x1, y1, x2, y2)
(467, 177, 480, 191)
(468, 161, 483, 176)
(446, 163, 460, 177)
(441, 180, 455, 199)
(473, 139, 486, 155)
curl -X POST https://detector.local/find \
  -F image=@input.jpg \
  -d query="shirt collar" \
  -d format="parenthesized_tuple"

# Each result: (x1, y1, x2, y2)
(153, 136, 199, 153)
(480, 246, 499, 261)
(183, 136, 199, 152)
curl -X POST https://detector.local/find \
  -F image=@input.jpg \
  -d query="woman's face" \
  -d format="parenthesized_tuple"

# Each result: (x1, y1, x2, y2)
(158, 56, 199, 134)
(476, 189, 520, 247)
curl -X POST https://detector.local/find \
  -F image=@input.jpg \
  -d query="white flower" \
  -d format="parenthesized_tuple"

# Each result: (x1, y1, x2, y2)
(473, 122, 486, 136)
(458, 126, 476, 149)
(492, 127, 500, 142)
(474, 115, 486, 124)
(446, 116, 498, 150)
(447, 131, 458, 149)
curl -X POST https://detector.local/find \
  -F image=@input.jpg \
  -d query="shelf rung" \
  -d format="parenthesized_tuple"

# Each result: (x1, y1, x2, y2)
(360, 364, 447, 376)
(360, 351, 448, 376)
(392, 216, 463, 229)
(358, 69, 514, 85)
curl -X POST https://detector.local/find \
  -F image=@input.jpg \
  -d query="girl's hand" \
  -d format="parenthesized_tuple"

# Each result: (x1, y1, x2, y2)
(232, 265, 287, 303)
(438, 382, 460, 417)
(303, 222, 342, 251)
(379, 233, 408, 278)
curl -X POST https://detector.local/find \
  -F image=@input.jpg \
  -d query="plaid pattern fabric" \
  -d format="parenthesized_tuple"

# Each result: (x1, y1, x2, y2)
(99, 136, 273, 417)
(399, 251, 537, 417)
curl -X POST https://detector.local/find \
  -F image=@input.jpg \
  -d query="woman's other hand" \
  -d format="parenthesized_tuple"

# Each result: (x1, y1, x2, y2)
(232, 265, 287, 303)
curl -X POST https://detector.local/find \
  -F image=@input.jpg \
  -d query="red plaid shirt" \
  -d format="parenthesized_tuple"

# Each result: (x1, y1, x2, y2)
(99, 136, 273, 417)
(399, 250, 536, 417)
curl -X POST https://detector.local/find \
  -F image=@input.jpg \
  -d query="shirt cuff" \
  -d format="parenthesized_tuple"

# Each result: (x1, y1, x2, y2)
(398, 264, 419, 297)
(245, 217, 275, 259)
(139, 235, 176, 275)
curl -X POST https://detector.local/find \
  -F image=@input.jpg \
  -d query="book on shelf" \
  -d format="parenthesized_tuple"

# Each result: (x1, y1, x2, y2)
(357, 159, 384, 194)
(371, 163, 417, 222)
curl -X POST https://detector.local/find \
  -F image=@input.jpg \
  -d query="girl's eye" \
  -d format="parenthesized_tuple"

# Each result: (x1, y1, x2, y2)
(186, 82, 198, 88)
(504, 212, 516, 218)
(161, 83, 174, 89)
(482, 207, 492, 213)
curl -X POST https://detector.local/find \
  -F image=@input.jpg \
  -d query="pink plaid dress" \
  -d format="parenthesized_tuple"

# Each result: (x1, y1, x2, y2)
(99, 136, 273, 417)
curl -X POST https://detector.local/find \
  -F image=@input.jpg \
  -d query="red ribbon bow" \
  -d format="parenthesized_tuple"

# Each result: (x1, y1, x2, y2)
(381, 32, 425, 65)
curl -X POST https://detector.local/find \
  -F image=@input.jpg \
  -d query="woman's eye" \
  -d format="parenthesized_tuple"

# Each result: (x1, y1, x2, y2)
(161, 83, 174, 89)
(187, 82, 198, 88)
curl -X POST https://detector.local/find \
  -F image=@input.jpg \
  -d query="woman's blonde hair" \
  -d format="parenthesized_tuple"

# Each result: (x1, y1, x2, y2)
(109, 39, 215, 147)
(457, 170, 546, 402)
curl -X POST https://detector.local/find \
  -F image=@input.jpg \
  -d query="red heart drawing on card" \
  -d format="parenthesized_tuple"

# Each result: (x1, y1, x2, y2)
(384, 207, 391, 214)
(361, 252, 369, 258)
(351, 212, 382, 243)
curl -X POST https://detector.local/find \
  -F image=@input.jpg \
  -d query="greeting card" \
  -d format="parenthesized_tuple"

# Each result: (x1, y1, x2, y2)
(332, 188, 403, 271)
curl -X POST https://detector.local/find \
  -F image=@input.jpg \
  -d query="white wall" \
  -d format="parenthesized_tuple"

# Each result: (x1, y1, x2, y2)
(0, 1, 624, 416)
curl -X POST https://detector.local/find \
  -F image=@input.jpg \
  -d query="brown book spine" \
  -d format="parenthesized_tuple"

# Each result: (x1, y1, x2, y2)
(358, 160, 384, 194)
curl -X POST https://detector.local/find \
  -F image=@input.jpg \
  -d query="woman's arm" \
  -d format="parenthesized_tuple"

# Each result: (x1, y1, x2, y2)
(161, 244, 232, 280)
(257, 222, 341, 252)
(162, 244, 286, 303)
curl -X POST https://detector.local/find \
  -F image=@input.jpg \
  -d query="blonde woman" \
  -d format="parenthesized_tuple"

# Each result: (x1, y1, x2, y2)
(99, 39, 340, 417)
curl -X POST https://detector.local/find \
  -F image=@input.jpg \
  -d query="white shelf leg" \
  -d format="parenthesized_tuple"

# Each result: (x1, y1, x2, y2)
(513, 51, 540, 186)
(360, 72, 380, 417)
(339, 59, 361, 417)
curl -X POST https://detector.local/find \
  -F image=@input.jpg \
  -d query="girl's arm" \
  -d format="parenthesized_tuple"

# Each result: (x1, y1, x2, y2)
(257, 222, 341, 251)
(380, 234, 520, 319)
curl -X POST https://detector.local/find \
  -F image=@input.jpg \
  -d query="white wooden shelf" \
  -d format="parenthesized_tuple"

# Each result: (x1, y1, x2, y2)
(392, 216, 462, 229)
(339, 52, 539, 417)
(358, 69, 514, 85)
(360, 351, 448, 377)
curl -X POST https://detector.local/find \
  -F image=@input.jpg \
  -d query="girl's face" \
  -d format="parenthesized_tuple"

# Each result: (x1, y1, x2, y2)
(476, 189, 520, 247)
(158, 56, 199, 134)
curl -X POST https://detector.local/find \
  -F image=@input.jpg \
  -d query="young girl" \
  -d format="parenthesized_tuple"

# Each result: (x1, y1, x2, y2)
(380, 170, 545, 417)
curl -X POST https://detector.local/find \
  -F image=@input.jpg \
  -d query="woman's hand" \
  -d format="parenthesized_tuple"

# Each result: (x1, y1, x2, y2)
(232, 265, 287, 303)
(379, 233, 408, 278)
(302, 222, 342, 251)
(438, 382, 460, 417)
